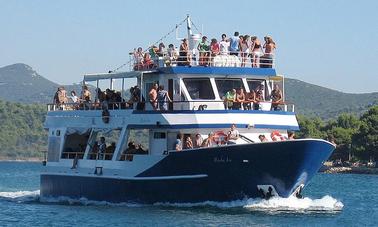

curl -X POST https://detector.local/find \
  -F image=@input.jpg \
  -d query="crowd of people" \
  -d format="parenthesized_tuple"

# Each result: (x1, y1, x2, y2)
(53, 85, 92, 110)
(173, 125, 295, 151)
(174, 124, 241, 151)
(132, 33, 276, 70)
(223, 84, 283, 111)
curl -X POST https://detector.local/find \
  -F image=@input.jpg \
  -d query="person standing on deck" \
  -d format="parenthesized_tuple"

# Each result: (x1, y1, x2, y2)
(157, 85, 172, 111)
(149, 83, 158, 110)
(229, 32, 240, 56)
(270, 84, 282, 111)
(219, 34, 230, 55)
(81, 85, 92, 110)
(98, 137, 106, 160)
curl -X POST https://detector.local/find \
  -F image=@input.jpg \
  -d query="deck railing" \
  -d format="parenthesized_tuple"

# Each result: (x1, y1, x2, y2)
(47, 100, 295, 112)
(130, 50, 275, 71)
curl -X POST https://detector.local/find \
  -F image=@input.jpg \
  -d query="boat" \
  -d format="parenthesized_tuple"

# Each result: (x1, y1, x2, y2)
(40, 15, 335, 203)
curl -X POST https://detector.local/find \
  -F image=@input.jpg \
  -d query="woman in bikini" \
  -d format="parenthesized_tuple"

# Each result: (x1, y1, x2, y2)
(179, 38, 190, 66)
(263, 36, 276, 68)
(239, 35, 250, 67)
(250, 36, 263, 68)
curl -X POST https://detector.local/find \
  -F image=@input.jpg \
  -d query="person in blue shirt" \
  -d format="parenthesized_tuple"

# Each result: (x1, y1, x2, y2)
(229, 32, 240, 56)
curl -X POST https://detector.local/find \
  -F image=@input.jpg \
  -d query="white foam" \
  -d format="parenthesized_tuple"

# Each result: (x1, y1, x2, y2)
(0, 190, 344, 213)
(0, 190, 40, 202)
(156, 195, 344, 213)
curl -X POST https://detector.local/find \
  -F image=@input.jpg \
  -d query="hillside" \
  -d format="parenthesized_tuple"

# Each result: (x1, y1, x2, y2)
(0, 63, 377, 119)
(285, 78, 378, 119)
(0, 63, 83, 103)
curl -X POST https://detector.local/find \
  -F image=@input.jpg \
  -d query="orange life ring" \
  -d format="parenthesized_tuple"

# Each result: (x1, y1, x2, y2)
(213, 131, 227, 145)
(271, 130, 285, 141)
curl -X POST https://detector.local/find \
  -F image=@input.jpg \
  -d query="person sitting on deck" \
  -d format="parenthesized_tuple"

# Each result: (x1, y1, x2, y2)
(157, 85, 172, 111)
(202, 132, 215, 147)
(184, 136, 193, 149)
(174, 133, 183, 151)
(143, 53, 154, 69)
(270, 84, 283, 111)
(224, 89, 236, 110)
(157, 42, 166, 57)
(194, 134, 203, 148)
(105, 142, 116, 160)
(287, 131, 295, 140)
(227, 124, 240, 144)
(125, 141, 138, 154)
(198, 36, 209, 66)
(233, 88, 245, 110)
(149, 83, 159, 110)
(258, 134, 268, 142)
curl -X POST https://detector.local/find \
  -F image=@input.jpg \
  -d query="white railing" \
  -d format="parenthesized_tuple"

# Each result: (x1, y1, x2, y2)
(47, 100, 294, 112)
(129, 50, 275, 71)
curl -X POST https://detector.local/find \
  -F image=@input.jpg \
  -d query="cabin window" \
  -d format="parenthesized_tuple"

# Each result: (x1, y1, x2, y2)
(61, 129, 91, 159)
(247, 79, 264, 92)
(119, 129, 149, 161)
(215, 79, 245, 99)
(88, 129, 121, 160)
(182, 78, 215, 100)
(56, 130, 61, 136)
(154, 132, 166, 139)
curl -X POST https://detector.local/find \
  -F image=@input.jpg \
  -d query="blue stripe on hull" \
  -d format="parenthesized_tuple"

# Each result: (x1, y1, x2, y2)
(40, 140, 334, 203)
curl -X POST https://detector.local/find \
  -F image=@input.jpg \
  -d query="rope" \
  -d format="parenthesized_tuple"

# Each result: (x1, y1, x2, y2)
(190, 19, 202, 35)
(110, 17, 188, 73)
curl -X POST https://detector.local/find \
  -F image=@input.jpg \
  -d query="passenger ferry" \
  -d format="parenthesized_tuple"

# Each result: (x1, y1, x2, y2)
(41, 16, 335, 203)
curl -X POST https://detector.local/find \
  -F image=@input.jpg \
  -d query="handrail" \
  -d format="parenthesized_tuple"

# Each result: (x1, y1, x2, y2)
(130, 50, 275, 71)
(87, 152, 115, 160)
(47, 100, 295, 112)
(61, 152, 85, 159)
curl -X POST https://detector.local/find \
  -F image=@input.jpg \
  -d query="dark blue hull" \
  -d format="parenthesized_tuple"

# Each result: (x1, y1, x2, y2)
(40, 139, 334, 203)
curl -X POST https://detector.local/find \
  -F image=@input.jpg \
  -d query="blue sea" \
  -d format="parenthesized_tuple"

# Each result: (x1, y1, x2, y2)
(0, 162, 377, 226)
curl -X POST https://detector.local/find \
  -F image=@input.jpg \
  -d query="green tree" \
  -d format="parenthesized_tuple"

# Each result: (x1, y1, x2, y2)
(296, 115, 326, 139)
(352, 105, 378, 160)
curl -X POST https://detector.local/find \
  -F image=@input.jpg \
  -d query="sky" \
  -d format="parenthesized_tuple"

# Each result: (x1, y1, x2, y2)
(0, 0, 377, 93)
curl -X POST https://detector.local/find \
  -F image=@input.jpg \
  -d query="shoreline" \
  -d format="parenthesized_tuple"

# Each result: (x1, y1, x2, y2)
(321, 166, 378, 175)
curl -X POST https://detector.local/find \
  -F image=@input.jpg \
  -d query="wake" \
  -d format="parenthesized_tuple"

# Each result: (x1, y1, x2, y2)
(154, 196, 344, 213)
(0, 190, 343, 213)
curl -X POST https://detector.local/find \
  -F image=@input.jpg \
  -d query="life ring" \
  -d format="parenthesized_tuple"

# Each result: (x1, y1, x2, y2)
(213, 131, 227, 145)
(270, 130, 285, 141)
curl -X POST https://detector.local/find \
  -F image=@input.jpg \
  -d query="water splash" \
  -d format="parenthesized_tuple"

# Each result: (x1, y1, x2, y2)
(0, 190, 343, 213)
(155, 195, 343, 213)
(0, 190, 40, 203)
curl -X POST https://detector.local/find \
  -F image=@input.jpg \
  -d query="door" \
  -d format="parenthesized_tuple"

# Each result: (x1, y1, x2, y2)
(150, 131, 167, 155)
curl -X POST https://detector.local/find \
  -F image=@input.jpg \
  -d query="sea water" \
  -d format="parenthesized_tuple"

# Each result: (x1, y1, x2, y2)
(0, 162, 377, 226)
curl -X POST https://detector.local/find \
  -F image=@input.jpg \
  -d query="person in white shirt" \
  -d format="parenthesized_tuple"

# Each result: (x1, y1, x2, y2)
(219, 34, 230, 55)
(227, 124, 240, 144)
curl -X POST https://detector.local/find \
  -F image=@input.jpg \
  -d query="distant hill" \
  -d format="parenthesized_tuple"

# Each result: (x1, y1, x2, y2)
(0, 63, 83, 103)
(285, 79, 378, 119)
(0, 63, 377, 119)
